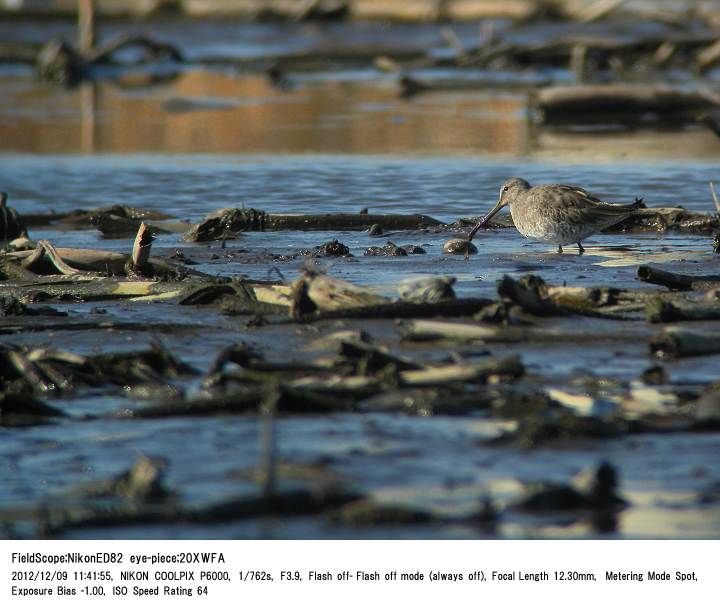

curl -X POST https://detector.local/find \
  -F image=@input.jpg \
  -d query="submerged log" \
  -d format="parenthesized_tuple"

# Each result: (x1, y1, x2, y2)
(399, 355, 523, 386)
(535, 84, 720, 124)
(398, 73, 550, 97)
(339, 338, 422, 373)
(611, 206, 720, 235)
(497, 274, 638, 319)
(650, 326, 720, 359)
(21, 204, 173, 229)
(0, 193, 28, 246)
(0, 392, 65, 426)
(36, 35, 183, 86)
(38, 486, 364, 537)
(455, 206, 720, 236)
(127, 385, 351, 419)
(637, 266, 720, 291)
(645, 298, 720, 323)
(183, 208, 442, 242)
(5, 242, 200, 279)
(0, 277, 196, 303)
(401, 319, 643, 344)
(90, 213, 173, 238)
(294, 298, 494, 322)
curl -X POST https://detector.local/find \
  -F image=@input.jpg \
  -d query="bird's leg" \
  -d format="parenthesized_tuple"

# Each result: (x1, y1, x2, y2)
(557, 245, 563, 254)
(577, 242, 585, 255)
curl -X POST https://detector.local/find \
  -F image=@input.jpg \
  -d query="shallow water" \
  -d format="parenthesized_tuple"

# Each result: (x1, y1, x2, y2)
(1, 18, 720, 539)
(2, 154, 720, 539)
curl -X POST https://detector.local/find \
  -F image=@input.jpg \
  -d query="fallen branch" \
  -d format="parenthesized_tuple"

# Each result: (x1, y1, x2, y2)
(535, 84, 720, 125)
(637, 266, 720, 291)
(22, 241, 88, 276)
(497, 275, 637, 319)
(646, 298, 720, 323)
(401, 319, 644, 344)
(651, 326, 720, 359)
(128, 223, 155, 276)
(295, 298, 494, 322)
(399, 356, 523, 386)
(183, 208, 442, 242)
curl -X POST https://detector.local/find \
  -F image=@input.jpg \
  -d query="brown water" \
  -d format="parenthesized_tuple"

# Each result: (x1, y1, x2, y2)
(3, 70, 720, 158)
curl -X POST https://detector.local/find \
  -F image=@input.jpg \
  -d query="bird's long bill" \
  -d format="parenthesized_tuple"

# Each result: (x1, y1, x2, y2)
(468, 200, 505, 241)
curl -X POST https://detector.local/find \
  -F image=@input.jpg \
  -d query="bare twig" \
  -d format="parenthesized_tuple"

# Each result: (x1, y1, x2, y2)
(440, 27, 468, 64)
(710, 182, 720, 214)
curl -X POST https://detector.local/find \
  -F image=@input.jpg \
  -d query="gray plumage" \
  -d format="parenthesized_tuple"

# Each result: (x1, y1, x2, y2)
(469, 177, 642, 254)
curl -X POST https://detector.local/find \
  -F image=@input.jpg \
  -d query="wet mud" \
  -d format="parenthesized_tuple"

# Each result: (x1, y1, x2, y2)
(2, 11, 720, 539)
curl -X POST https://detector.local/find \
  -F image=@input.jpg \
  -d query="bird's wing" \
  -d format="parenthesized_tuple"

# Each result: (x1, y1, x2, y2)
(540, 186, 641, 230)
(551, 185, 642, 214)
(565, 198, 641, 230)
(551, 184, 604, 204)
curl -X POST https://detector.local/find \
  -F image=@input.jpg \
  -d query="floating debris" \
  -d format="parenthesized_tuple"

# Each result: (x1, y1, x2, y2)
(364, 242, 407, 256)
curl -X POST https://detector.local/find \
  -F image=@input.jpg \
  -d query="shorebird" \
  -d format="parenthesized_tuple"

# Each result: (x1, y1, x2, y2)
(468, 178, 643, 254)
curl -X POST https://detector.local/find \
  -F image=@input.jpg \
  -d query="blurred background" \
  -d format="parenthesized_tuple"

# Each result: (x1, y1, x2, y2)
(1, 0, 719, 157)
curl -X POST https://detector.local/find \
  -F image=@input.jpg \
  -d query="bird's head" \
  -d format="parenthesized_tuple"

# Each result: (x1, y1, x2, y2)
(468, 178, 530, 240)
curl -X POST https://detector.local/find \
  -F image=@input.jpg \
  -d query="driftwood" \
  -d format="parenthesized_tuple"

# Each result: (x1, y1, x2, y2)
(497, 274, 644, 319)
(38, 485, 363, 537)
(90, 213, 174, 238)
(0, 343, 195, 397)
(401, 319, 645, 344)
(611, 207, 720, 235)
(398, 73, 549, 97)
(0, 392, 65, 426)
(0, 193, 27, 246)
(651, 326, 720, 359)
(379, 27, 720, 84)
(287, 375, 381, 397)
(0, 320, 201, 337)
(182, 208, 442, 242)
(645, 298, 720, 323)
(339, 339, 422, 373)
(128, 223, 155, 276)
(291, 271, 388, 317)
(0, 277, 195, 303)
(190, 271, 491, 320)
(4, 241, 200, 280)
(399, 355, 524, 387)
(637, 266, 720, 291)
(295, 297, 496, 323)
(21, 204, 173, 229)
(129, 385, 352, 419)
(0, 274, 287, 308)
(21, 241, 89, 276)
(37, 35, 183, 86)
(535, 84, 720, 124)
